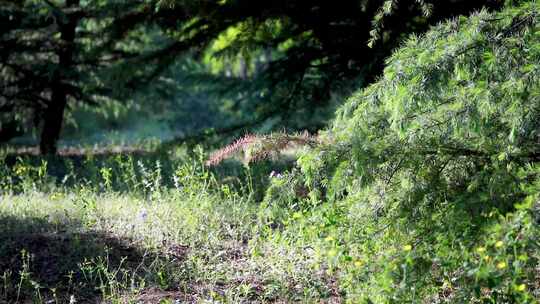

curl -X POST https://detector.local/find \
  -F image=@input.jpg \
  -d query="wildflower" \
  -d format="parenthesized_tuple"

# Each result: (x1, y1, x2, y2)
(292, 212, 302, 219)
(516, 284, 526, 292)
(483, 255, 491, 262)
(403, 244, 412, 252)
(325, 236, 335, 242)
(269, 170, 284, 179)
(518, 254, 528, 261)
(327, 249, 337, 257)
(354, 260, 363, 267)
(138, 208, 148, 221)
(50, 192, 62, 200)
(14, 165, 27, 176)
(496, 261, 507, 269)
(495, 241, 504, 248)
(476, 247, 486, 253)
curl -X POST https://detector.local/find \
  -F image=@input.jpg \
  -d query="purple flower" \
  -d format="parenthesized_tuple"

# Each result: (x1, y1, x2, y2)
(139, 209, 148, 221)
(269, 171, 283, 178)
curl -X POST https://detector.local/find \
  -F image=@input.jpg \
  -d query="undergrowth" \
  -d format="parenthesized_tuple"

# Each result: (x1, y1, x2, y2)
(0, 148, 334, 303)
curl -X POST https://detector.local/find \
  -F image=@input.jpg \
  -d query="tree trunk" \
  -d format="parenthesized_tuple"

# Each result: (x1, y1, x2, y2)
(39, 85, 68, 154)
(39, 0, 79, 155)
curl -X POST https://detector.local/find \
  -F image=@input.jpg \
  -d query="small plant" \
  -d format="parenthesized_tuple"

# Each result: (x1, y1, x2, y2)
(1, 270, 12, 300)
(100, 167, 113, 190)
(16, 249, 39, 302)
(79, 253, 131, 301)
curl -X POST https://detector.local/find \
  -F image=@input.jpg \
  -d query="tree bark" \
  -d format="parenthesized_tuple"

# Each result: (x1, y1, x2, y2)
(40, 84, 68, 154)
(39, 0, 79, 155)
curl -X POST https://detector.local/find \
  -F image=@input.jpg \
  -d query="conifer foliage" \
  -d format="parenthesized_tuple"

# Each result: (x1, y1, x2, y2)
(304, 2, 540, 202)
(1, 0, 501, 153)
(206, 132, 318, 166)
(0, 0, 176, 154)
(284, 2, 540, 301)
(157, 0, 502, 134)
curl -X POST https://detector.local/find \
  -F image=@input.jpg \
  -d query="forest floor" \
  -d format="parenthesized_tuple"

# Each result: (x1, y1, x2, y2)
(0, 151, 340, 303)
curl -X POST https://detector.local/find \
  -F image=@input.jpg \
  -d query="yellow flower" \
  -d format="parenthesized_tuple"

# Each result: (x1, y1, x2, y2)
(495, 241, 504, 248)
(403, 244, 412, 252)
(483, 255, 491, 262)
(327, 249, 337, 257)
(325, 236, 335, 242)
(518, 254, 528, 261)
(14, 165, 27, 175)
(354, 260, 363, 267)
(476, 247, 486, 253)
(292, 212, 302, 219)
(516, 284, 526, 292)
(496, 261, 507, 269)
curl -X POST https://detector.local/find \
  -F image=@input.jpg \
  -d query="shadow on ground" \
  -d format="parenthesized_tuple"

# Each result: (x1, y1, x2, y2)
(0, 215, 189, 303)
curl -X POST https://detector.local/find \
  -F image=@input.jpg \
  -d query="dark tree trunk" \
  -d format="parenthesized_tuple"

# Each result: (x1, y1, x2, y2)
(39, 0, 79, 155)
(40, 85, 68, 154)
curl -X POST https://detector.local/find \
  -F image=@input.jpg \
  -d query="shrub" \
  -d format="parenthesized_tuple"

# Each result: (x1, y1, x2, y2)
(291, 2, 540, 301)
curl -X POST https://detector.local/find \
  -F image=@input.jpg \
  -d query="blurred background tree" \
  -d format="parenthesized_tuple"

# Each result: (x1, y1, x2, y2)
(0, 0, 503, 154)
(0, 0, 179, 153)
(155, 0, 503, 139)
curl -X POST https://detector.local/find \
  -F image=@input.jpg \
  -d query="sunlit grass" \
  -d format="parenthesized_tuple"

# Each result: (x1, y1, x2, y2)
(0, 154, 334, 303)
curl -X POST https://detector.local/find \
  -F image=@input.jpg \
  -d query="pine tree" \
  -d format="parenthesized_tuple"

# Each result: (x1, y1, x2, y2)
(1, 0, 503, 153)
(246, 2, 540, 300)
(0, 0, 178, 154)
(157, 0, 503, 132)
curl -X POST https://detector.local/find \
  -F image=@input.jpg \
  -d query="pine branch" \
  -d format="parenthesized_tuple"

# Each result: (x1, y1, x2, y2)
(206, 131, 319, 166)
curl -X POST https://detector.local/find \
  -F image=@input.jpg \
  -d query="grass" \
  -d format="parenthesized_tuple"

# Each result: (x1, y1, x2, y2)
(0, 190, 251, 302)
(0, 147, 538, 303)
(0, 149, 337, 303)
